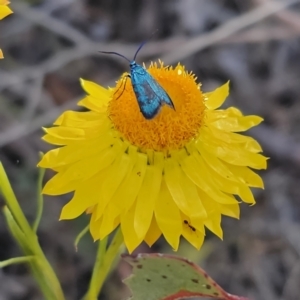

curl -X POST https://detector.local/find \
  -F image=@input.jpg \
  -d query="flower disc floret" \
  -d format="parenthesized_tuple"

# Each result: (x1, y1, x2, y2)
(109, 63, 206, 151)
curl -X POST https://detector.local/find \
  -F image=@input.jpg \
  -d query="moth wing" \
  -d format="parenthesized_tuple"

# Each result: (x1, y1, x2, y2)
(134, 73, 174, 119)
(147, 77, 174, 109)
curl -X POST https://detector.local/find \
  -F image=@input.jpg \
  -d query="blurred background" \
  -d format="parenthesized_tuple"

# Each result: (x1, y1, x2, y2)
(1, 0, 300, 299)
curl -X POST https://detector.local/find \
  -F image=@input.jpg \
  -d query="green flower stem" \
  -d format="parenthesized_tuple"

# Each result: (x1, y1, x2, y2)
(84, 228, 124, 300)
(85, 236, 108, 300)
(33, 158, 45, 232)
(0, 164, 65, 300)
(0, 163, 33, 237)
(31, 239, 66, 300)
(96, 228, 124, 290)
(3, 206, 58, 299)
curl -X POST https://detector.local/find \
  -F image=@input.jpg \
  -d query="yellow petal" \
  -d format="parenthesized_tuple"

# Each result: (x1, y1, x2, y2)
(225, 107, 243, 117)
(42, 134, 70, 146)
(219, 203, 240, 219)
(80, 78, 110, 101)
(164, 158, 187, 212)
(216, 145, 267, 169)
(43, 120, 110, 143)
(181, 153, 237, 204)
(78, 96, 107, 113)
(199, 131, 267, 170)
(59, 171, 107, 219)
(205, 81, 229, 110)
(144, 217, 162, 247)
(164, 158, 207, 219)
(44, 127, 88, 140)
(111, 150, 147, 214)
(121, 203, 143, 253)
(209, 107, 243, 120)
(208, 126, 263, 153)
(196, 140, 236, 181)
(38, 133, 115, 168)
(0, 1, 10, 6)
(195, 193, 223, 240)
(0, 5, 12, 20)
(134, 152, 163, 239)
(154, 181, 182, 250)
(224, 163, 264, 188)
(43, 147, 117, 196)
(96, 152, 132, 219)
(199, 154, 255, 204)
(182, 222, 205, 250)
(99, 205, 120, 239)
(42, 171, 78, 195)
(89, 212, 102, 241)
(0, 49, 3, 59)
(180, 172, 207, 219)
(204, 213, 223, 239)
(241, 138, 262, 153)
(54, 110, 104, 128)
(179, 211, 205, 235)
(79, 79, 110, 111)
(210, 115, 263, 132)
(197, 189, 215, 215)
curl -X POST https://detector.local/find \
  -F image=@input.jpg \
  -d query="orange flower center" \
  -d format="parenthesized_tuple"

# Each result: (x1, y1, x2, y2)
(108, 62, 206, 151)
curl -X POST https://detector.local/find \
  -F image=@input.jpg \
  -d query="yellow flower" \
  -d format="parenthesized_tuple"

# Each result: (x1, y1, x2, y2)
(0, 0, 13, 59)
(39, 62, 267, 253)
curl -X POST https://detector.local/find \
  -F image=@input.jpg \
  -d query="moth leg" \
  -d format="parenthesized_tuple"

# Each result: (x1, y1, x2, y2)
(114, 74, 131, 101)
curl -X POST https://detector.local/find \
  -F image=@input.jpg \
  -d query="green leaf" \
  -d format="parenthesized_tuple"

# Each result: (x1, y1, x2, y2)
(123, 253, 249, 300)
(2, 206, 34, 254)
(33, 152, 45, 232)
(0, 164, 65, 300)
(0, 163, 33, 237)
(0, 256, 35, 268)
(74, 225, 89, 251)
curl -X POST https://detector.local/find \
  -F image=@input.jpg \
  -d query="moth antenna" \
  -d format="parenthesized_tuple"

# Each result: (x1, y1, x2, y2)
(133, 29, 158, 61)
(99, 51, 131, 63)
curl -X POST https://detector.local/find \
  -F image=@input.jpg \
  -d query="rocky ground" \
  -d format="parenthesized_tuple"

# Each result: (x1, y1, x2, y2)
(1, 0, 300, 299)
